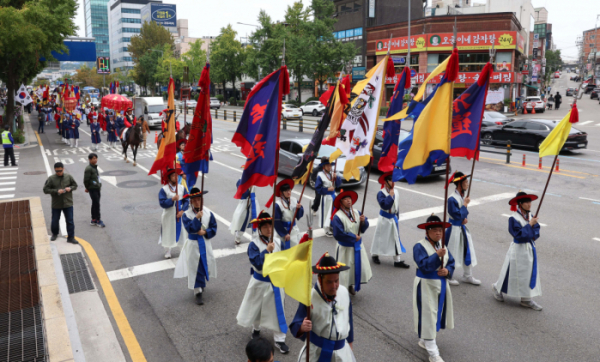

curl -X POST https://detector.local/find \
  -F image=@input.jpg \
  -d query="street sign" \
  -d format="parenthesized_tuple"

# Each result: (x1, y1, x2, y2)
(97, 57, 110, 74)
(521, 70, 529, 75)
(534, 33, 540, 40)
(410, 69, 416, 77)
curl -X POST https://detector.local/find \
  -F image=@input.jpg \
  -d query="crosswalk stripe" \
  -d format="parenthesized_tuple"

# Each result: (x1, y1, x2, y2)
(0, 172, 17, 175)
(0, 195, 15, 199)
(0, 188, 16, 192)
(0, 177, 16, 180)
(578, 121, 593, 126)
(0, 182, 15, 186)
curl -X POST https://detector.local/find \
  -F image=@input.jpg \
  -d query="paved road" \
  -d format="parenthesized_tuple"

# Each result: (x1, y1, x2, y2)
(9, 72, 600, 361)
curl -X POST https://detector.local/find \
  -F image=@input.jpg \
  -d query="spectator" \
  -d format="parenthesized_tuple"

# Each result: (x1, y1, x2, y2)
(84, 153, 105, 228)
(37, 109, 45, 134)
(2, 125, 17, 167)
(554, 91, 562, 110)
(43, 162, 78, 244)
(140, 116, 150, 149)
(246, 337, 275, 362)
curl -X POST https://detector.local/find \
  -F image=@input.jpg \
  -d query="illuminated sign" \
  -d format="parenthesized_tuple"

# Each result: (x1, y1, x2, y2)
(97, 57, 110, 74)
(142, 3, 176, 27)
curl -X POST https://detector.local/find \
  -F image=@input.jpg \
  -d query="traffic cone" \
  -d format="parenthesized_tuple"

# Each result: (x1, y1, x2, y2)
(523, 103, 528, 114)
(531, 105, 536, 114)
(522, 154, 526, 167)
(555, 158, 560, 172)
(154, 131, 158, 143)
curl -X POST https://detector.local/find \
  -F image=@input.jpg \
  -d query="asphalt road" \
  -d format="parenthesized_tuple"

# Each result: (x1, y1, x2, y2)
(9, 72, 600, 362)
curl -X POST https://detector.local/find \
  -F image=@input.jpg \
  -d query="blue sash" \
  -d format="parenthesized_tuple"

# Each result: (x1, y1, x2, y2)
(379, 210, 406, 253)
(416, 269, 447, 332)
(310, 331, 346, 362)
(513, 238, 537, 289)
(281, 220, 292, 250)
(321, 191, 337, 226)
(448, 218, 472, 266)
(252, 270, 288, 334)
(188, 232, 209, 282)
(337, 239, 362, 292)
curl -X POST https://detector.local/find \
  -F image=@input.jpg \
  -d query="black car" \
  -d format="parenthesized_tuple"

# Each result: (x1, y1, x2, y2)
(584, 84, 596, 94)
(372, 125, 449, 178)
(591, 88, 600, 100)
(480, 119, 588, 151)
(566, 88, 575, 96)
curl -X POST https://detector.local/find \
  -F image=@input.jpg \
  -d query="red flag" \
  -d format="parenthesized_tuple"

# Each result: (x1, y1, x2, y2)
(148, 78, 177, 177)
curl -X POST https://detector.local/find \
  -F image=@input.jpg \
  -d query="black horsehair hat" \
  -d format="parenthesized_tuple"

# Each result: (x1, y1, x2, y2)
(509, 191, 538, 211)
(250, 210, 273, 228)
(313, 252, 350, 274)
(184, 187, 208, 199)
(417, 214, 452, 230)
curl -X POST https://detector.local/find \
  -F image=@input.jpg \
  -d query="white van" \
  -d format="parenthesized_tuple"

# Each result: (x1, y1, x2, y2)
(134, 97, 165, 128)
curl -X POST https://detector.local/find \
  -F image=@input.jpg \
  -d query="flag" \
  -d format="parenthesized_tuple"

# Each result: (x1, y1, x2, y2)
(336, 56, 395, 181)
(182, 64, 213, 188)
(291, 77, 348, 182)
(450, 62, 493, 160)
(539, 104, 579, 157)
(148, 77, 177, 178)
(232, 66, 290, 198)
(394, 48, 459, 184)
(15, 84, 33, 106)
(323, 75, 351, 145)
(263, 238, 312, 306)
(378, 67, 412, 172)
(74, 86, 80, 100)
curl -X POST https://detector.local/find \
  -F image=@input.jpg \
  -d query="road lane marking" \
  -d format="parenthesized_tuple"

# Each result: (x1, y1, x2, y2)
(0, 195, 15, 199)
(578, 121, 593, 126)
(0, 182, 15, 186)
(594, 238, 600, 242)
(0, 172, 17, 175)
(580, 197, 600, 202)
(501, 214, 547, 226)
(0, 177, 16, 180)
(480, 158, 586, 179)
(368, 178, 444, 200)
(480, 156, 596, 177)
(107, 192, 513, 281)
(76, 237, 147, 362)
(0, 188, 15, 192)
(0, 167, 18, 171)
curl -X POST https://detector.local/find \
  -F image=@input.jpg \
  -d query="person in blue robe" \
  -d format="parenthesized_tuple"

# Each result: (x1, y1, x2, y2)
(90, 117, 102, 151)
(273, 179, 304, 250)
(315, 157, 342, 236)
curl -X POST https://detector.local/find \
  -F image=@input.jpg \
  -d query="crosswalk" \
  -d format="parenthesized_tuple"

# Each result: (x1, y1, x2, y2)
(0, 150, 18, 199)
(574, 120, 600, 127)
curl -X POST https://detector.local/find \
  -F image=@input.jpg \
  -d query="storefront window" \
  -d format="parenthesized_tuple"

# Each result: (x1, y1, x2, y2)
(393, 54, 419, 74)
(427, 53, 491, 72)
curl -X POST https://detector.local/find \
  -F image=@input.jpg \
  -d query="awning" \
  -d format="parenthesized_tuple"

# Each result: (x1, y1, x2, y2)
(524, 84, 539, 90)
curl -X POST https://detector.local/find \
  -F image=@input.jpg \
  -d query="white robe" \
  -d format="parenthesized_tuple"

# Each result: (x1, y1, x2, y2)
(229, 186, 260, 236)
(317, 171, 336, 230)
(159, 184, 188, 249)
(371, 189, 403, 257)
(334, 209, 373, 289)
(274, 196, 301, 248)
(174, 207, 216, 289)
(446, 191, 477, 268)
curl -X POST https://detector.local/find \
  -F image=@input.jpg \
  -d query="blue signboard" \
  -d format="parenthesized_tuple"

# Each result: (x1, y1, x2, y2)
(145, 3, 176, 27)
(352, 67, 366, 81)
(410, 69, 416, 77)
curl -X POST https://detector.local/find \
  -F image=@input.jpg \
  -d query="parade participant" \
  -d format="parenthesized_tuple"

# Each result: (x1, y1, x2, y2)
(230, 174, 261, 245)
(90, 115, 102, 151)
(158, 168, 189, 259)
(116, 110, 126, 141)
(315, 157, 341, 237)
(125, 107, 135, 126)
(492, 191, 542, 311)
(100, 108, 108, 135)
(237, 211, 290, 355)
(140, 116, 150, 149)
(63, 113, 72, 144)
(272, 178, 304, 250)
(332, 190, 371, 295)
(176, 139, 187, 185)
(106, 114, 118, 147)
(413, 214, 455, 362)
(246, 337, 275, 362)
(371, 171, 409, 268)
(174, 187, 217, 305)
(54, 106, 62, 134)
(445, 171, 480, 286)
(71, 114, 81, 148)
(289, 252, 355, 362)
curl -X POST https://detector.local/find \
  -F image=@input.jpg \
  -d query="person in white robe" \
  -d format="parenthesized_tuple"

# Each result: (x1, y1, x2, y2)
(371, 171, 409, 268)
(269, 178, 304, 250)
(174, 187, 217, 305)
(413, 214, 455, 362)
(315, 157, 341, 237)
(158, 168, 189, 259)
(289, 252, 356, 362)
(492, 191, 543, 311)
(229, 176, 261, 245)
(236, 211, 290, 355)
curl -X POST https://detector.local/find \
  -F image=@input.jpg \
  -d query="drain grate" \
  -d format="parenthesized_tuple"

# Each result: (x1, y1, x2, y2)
(59, 253, 95, 294)
(0, 247, 39, 314)
(0, 306, 46, 362)
(0, 229, 32, 251)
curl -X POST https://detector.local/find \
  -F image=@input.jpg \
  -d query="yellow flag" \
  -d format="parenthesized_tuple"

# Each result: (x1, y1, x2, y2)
(263, 239, 313, 306)
(539, 105, 578, 158)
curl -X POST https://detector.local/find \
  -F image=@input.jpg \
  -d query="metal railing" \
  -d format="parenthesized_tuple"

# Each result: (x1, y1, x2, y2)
(480, 140, 512, 163)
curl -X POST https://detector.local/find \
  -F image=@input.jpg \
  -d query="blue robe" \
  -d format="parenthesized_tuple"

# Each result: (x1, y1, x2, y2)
(106, 121, 118, 142)
(63, 117, 71, 139)
(71, 119, 80, 139)
(182, 211, 217, 289)
(90, 122, 102, 144)
(315, 174, 342, 195)
(158, 187, 190, 242)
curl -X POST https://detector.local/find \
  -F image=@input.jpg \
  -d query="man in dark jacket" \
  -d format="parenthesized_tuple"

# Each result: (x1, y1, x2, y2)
(83, 153, 105, 227)
(43, 162, 78, 243)
(554, 91, 562, 110)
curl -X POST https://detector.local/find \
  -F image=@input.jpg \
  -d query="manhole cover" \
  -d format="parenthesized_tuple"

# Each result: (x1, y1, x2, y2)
(102, 170, 137, 176)
(23, 171, 46, 175)
(117, 180, 158, 188)
(123, 202, 163, 215)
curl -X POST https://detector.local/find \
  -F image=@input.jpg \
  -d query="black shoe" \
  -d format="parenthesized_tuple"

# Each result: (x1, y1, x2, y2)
(50, 234, 58, 241)
(394, 260, 411, 269)
(372, 255, 381, 264)
(348, 285, 356, 296)
(195, 293, 204, 305)
(251, 330, 260, 339)
(66, 237, 79, 244)
(275, 341, 290, 354)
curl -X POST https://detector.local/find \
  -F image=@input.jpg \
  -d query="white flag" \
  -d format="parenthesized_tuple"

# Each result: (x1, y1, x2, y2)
(15, 84, 33, 106)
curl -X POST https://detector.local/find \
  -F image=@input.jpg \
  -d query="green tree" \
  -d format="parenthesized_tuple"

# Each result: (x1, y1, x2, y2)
(154, 44, 185, 86)
(544, 49, 563, 87)
(181, 39, 207, 85)
(128, 21, 174, 63)
(131, 49, 161, 95)
(0, 0, 78, 129)
(284, 2, 312, 103)
(244, 11, 286, 80)
(211, 24, 246, 99)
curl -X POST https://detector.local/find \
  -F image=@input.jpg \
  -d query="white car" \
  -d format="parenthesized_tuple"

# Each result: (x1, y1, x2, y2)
(300, 101, 325, 117)
(185, 99, 197, 109)
(282, 104, 303, 120)
(210, 98, 220, 109)
(524, 96, 545, 113)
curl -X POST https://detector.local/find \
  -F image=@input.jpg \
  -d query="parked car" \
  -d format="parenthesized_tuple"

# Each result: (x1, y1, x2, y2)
(554, 72, 560, 78)
(483, 111, 513, 125)
(371, 125, 449, 179)
(583, 84, 596, 94)
(278, 139, 366, 188)
(480, 119, 588, 151)
(281, 104, 303, 120)
(566, 88, 575, 96)
(210, 98, 220, 109)
(523, 97, 545, 113)
(185, 99, 197, 108)
(300, 101, 325, 117)
(590, 88, 600, 100)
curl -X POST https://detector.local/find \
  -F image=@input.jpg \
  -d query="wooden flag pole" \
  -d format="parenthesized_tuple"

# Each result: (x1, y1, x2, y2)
(289, 161, 313, 236)
(534, 155, 557, 218)
(466, 154, 477, 198)
(357, 157, 373, 237)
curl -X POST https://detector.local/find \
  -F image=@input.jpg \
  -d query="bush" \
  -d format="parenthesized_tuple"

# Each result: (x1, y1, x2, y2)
(13, 128, 25, 144)
(238, 100, 246, 108)
(162, 91, 168, 100)
(286, 100, 301, 107)
(193, 93, 199, 101)
(215, 94, 224, 102)
(229, 97, 237, 106)
(503, 98, 512, 106)
(379, 106, 389, 116)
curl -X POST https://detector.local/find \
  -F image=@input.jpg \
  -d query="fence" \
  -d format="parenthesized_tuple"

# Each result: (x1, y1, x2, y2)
(479, 140, 512, 164)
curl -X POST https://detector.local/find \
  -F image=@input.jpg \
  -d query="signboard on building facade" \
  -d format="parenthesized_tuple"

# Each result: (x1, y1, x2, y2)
(352, 67, 366, 81)
(386, 71, 516, 85)
(486, 89, 505, 104)
(97, 57, 110, 74)
(141, 3, 177, 27)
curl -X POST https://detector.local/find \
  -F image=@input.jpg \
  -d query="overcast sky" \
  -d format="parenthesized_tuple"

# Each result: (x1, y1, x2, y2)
(74, 0, 596, 60)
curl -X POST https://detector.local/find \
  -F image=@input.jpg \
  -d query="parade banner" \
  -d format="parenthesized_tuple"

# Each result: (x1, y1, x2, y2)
(386, 71, 515, 85)
(148, 78, 177, 178)
(322, 75, 351, 145)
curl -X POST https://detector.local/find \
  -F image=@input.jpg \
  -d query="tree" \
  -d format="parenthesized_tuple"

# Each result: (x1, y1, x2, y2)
(0, 0, 78, 129)
(128, 21, 174, 63)
(131, 50, 161, 95)
(210, 24, 246, 99)
(181, 39, 207, 85)
(544, 49, 563, 87)
(244, 11, 286, 80)
(154, 44, 185, 86)
(284, 2, 312, 103)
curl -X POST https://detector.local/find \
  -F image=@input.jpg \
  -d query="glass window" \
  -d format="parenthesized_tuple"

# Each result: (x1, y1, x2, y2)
(289, 142, 303, 155)
(121, 8, 141, 14)
(524, 122, 543, 130)
(338, 30, 345, 39)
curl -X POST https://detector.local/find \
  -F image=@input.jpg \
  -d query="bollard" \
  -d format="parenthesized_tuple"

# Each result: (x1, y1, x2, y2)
(224, 110, 227, 121)
(154, 131, 158, 143)
(234, 111, 237, 122)
(214, 109, 217, 120)
(506, 141, 512, 164)
(538, 157, 542, 169)
(556, 158, 560, 172)
(283, 118, 287, 130)
(523, 103, 528, 114)
(299, 118, 303, 133)
(522, 154, 526, 167)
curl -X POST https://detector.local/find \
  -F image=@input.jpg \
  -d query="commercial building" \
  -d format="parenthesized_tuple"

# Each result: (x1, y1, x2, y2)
(582, 27, 600, 80)
(83, 0, 111, 58)
(174, 20, 213, 59)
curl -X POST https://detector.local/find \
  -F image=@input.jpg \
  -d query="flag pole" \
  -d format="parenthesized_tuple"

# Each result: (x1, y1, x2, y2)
(534, 155, 557, 218)
(289, 161, 313, 236)
(272, 39, 287, 245)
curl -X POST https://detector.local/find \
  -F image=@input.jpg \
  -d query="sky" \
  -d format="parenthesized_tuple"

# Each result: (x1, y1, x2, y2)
(74, 0, 597, 60)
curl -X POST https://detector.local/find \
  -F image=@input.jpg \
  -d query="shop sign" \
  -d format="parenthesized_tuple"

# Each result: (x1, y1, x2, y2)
(386, 71, 517, 85)
(376, 31, 520, 54)
(352, 67, 366, 81)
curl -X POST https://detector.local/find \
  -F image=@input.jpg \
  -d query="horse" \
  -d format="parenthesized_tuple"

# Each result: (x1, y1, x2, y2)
(121, 122, 143, 166)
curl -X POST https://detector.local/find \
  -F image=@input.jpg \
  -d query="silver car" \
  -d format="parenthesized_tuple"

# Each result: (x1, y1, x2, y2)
(210, 98, 220, 109)
(278, 139, 366, 189)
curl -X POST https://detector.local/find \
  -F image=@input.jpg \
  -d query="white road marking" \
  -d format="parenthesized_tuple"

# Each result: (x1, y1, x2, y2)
(0, 167, 18, 171)
(230, 153, 246, 159)
(580, 197, 600, 202)
(0, 182, 15, 186)
(79, 128, 91, 136)
(0, 177, 16, 180)
(501, 214, 547, 227)
(594, 238, 600, 242)
(578, 121, 593, 126)
(0, 195, 15, 199)
(0, 172, 17, 175)
(39, 134, 67, 236)
(0, 188, 16, 192)
(368, 178, 444, 200)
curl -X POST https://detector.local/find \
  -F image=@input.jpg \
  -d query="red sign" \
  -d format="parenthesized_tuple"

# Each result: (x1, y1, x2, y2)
(376, 31, 520, 54)
(521, 70, 529, 75)
(386, 72, 517, 85)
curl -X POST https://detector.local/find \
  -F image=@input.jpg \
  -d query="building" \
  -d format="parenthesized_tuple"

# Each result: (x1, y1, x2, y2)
(527, 7, 553, 89)
(582, 27, 600, 79)
(174, 20, 213, 58)
(140, 2, 177, 34)
(83, 0, 111, 58)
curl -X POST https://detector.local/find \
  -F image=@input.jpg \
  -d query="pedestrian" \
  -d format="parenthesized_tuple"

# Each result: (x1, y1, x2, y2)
(445, 171, 480, 286)
(272, 178, 304, 250)
(547, 94, 554, 110)
(289, 252, 355, 361)
(371, 171, 409, 268)
(413, 214, 455, 362)
(140, 115, 150, 149)
(492, 191, 542, 311)
(2, 125, 17, 167)
(43, 162, 78, 244)
(37, 110, 45, 134)
(554, 91, 562, 110)
(174, 187, 217, 305)
(229, 174, 261, 245)
(158, 168, 189, 259)
(236, 210, 290, 355)
(246, 337, 275, 362)
(332, 190, 372, 295)
(90, 115, 102, 151)
(83, 153, 105, 228)
(315, 157, 341, 237)
(310, 163, 322, 215)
